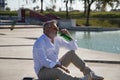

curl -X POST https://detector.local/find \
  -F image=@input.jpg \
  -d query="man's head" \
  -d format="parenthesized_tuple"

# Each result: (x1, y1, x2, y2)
(43, 20, 59, 39)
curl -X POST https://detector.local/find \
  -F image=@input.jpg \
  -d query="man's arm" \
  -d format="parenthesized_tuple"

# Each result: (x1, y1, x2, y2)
(34, 47, 57, 68)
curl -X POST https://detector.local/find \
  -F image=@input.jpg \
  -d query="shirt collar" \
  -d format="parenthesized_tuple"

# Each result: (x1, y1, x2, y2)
(43, 34, 56, 47)
(43, 34, 50, 40)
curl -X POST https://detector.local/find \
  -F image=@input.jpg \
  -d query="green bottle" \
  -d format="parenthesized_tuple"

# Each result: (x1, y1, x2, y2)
(58, 32, 73, 41)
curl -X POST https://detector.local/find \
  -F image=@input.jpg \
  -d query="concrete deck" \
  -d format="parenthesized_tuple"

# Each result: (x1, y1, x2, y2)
(0, 26, 120, 80)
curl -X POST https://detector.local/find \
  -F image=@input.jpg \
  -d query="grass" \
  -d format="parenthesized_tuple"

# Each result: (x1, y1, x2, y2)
(0, 11, 17, 16)
(91, 12, 120, 18)
(0, 11, 120, 27)
(76, 19, 120, 28)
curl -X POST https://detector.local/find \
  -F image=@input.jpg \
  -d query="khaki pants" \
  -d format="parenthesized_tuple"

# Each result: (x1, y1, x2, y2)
(38, 50, 91, 80)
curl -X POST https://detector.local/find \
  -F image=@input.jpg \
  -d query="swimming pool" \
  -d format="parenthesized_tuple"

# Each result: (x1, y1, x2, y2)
(70, 31, 120, 54)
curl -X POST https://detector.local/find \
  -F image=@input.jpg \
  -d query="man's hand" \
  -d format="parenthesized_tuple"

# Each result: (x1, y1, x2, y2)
(62, 67, 70, 73)
(59, 29, 73, 41)
(60, 29, 71, 36)
(54, 64, 70, 73)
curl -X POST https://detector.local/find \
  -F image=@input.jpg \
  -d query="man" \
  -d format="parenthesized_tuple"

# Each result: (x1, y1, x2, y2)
(33, 20, 104, 80)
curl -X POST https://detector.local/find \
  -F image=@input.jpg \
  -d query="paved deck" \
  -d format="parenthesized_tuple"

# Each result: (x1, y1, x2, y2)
(0, 25, 120, 80)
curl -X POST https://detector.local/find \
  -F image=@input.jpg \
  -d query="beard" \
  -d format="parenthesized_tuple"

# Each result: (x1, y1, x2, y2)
(49, 32, 57, 39)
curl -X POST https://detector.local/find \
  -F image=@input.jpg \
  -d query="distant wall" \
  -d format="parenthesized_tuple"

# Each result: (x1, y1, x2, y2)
(58, 19, 76, 29)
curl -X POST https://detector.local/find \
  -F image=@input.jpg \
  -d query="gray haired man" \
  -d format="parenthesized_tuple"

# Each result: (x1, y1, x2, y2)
(33, 20, 104, 80)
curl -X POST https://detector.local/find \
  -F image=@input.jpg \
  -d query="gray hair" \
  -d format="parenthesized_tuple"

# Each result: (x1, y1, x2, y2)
(43, 20, 57, 31)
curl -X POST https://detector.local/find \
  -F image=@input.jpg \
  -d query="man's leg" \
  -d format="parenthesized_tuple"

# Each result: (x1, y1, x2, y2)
(60, 50, 90, 75)
(38, 68, 80, 80)
(59, 50, 104, 80)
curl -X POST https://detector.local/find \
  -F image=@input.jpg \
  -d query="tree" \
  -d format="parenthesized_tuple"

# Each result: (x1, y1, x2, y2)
(85, 0, 94, 26)
(34, 0, 56, 13)
(64, 0, 69, 18)
(25, 0, 56, 13)
(64, 0, 75, 19)
(40, 0, 43, 13)
(46, 7, 54, 12)
(81, 0, 87, 15)
(52, 5, 56, 11)
(33, 5, 39, 11)
(97, 0, 120, 11)
(32, 0, 43, 13)
(81, 0, 99, 26)
(83, 0, 120, 26)
(6, 7, 10, 11)
(95, 0, 101, 11)
(50, 0, 56, 11)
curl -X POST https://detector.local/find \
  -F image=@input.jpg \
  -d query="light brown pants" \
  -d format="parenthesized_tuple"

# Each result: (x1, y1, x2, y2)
(38, 50, 91, 80)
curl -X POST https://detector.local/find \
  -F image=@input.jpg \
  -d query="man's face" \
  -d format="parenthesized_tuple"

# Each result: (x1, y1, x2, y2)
(47, 24, 58, 39)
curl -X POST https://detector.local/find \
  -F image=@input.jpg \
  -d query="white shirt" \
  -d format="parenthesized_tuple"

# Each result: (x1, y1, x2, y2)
(33, 34, 78, 74)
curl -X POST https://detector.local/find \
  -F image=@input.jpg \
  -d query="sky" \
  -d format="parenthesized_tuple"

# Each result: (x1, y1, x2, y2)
(6, 0, 85, 11)
(5, 0, 120, 11)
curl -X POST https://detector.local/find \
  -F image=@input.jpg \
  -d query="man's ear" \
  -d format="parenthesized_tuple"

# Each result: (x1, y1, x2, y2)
(45, 28, 50, 34)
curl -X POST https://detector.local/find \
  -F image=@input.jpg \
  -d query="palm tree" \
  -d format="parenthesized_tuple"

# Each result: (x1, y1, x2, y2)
(32, 0, 43, 13)
(64, 0, 69, 18)
(25, 0, 56, 13)
(85, 0, 94, 26)
(40, 0, 43, 13)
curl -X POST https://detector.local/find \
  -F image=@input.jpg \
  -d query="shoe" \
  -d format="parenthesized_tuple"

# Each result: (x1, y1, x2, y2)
(90, 72, 104, 80)
(80, 74, 92, 80)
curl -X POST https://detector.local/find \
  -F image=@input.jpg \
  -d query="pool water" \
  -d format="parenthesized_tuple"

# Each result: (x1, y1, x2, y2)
(70, 31, 120, 54)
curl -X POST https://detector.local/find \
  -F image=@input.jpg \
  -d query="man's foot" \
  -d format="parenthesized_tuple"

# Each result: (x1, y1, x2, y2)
(80, 74, 92, 80)
(90, 72, 104, 80)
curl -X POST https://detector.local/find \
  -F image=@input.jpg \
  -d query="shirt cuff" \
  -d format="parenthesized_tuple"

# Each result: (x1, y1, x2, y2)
(70, 40, 78, 50)
(49, 62, 57, 68)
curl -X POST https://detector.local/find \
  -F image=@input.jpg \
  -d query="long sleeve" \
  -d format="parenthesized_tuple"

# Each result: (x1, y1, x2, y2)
(35, 47, 57, 68)
(56, 37, 78, 50)
(33, 34, 59, 74)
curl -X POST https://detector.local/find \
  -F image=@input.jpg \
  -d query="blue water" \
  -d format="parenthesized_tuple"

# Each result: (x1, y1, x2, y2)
(70, 31, 120, 54)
